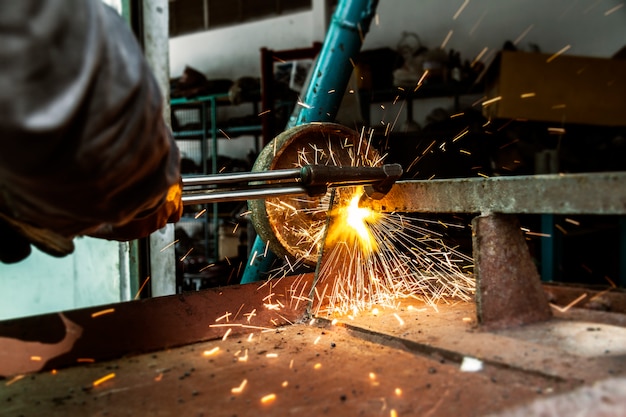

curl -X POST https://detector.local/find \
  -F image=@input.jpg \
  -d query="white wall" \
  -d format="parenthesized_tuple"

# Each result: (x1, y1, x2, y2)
(364, 0, 624, 61)
(0, 239, 130, 320)
(170, 10, 315, 78)
(171, 1, 625, 80)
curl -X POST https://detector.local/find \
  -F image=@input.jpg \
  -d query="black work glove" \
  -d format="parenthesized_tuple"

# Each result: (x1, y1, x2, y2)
(0, 212, 74, 264)
(88, 181, 183, 241)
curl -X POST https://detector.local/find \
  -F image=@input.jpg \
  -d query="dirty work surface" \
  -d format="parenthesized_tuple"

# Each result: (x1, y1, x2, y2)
(1, 299, 600, 417)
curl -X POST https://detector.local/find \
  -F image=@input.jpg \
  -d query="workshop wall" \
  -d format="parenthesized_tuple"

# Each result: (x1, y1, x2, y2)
(0, 239, 130, 320)
(170, 1, 625, 79)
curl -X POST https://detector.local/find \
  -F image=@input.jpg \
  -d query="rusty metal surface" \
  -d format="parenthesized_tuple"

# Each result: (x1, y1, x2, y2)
(488, 377, 626, 417)
(0, 313, 580, 417)
(341, 298, 626, 384)
(249, 123, 378, 265)
(369, 171, 626, 214)
(5, 292, 626, 416)
(0, 275, 313, 378)
(7, 298, 626, 416)
(472, 214, 552, 329)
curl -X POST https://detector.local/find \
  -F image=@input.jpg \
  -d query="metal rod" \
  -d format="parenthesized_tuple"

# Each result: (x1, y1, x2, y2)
(368, 171, 626, 215)
(182, 185, 309, 205)
(182, 168, 302, 187)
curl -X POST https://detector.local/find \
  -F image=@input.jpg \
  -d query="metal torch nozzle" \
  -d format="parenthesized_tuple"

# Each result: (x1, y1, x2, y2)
(358, 163, 404, 207)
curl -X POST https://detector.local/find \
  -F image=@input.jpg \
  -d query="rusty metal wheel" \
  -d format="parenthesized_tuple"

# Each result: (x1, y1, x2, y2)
(248, 123, 380, 266)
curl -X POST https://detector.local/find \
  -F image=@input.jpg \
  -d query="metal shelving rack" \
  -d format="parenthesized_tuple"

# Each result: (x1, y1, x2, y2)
(171, 93, 261, 262)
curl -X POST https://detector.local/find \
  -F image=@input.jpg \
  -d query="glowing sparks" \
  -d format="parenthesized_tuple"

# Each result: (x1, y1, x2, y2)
(326, 189, 379, 256)
(5, 375, 25, 386)
(91, 308, 115, 318)
(159, 239, 179, 252)
(314, 363, 322, 370)
(203, 347, 220, 356)
(266, 353, 279, 358)
(77, 358, 95, 363)
(194, 209, 207, 219)
(282, 380, 289, 387)
(264, 126, 474, 317)
(441, 30, 453, 49)
(231, 379, 248, 394)
(546, 45, 571, 63)
(222, 328, 233, 341)
(237, 349, 249, 362)
(30, 356, 42, 361)
(548, 127, 566, 135)
(313, 335, 321, 345)
(393, 313, 405, 326)
(261, 393, 277, 404)
(520, 92, 536, 99)
(551, 293, 587, 313)
(390, 409, 399, 417)
(481, 96, 502, 107)
(472, 47, 488, 66)
(604, 3, 624, 16)
(134, 276, 151, 300)
(92, 373, 116, 387)
(215, 312, 232, 322)
(179, 248, 194, 262)
(514, 24, 534, 45)
(453, 0, 470, 20)
(395, 387, 403, 396)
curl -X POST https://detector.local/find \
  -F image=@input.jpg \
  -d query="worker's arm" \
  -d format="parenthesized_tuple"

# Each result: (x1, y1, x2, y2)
(0, 0, 181, 262)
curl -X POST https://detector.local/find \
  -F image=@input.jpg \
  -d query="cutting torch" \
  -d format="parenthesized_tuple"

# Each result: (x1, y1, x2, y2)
(181, 163, 403, 205)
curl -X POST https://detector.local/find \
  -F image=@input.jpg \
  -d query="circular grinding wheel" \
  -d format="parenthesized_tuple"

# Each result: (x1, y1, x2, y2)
(248, 123, 380, 266)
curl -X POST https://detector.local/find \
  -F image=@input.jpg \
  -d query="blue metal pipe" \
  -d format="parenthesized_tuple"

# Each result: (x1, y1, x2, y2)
(241, 0, 379, 284)
(290, 0, 379, 127)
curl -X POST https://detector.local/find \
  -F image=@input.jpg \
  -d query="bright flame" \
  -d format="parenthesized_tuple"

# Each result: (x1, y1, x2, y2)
(326, 188, 379, 256)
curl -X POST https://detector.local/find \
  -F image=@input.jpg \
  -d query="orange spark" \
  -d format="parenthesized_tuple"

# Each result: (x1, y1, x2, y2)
(546, 45, 571, 63)
(261, 393, 277, 404)
(231, 379, 248, 394)
(92, 373, 115, 387)
(91, 308, 115, 318)
(222, 328, 232, 341)
(203, 347, 220, 356)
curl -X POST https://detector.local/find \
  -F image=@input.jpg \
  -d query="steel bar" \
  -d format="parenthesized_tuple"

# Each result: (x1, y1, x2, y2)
(182, 185, 309, 204)
(182, 168, 302, 187)
(369, 171, 626, 214)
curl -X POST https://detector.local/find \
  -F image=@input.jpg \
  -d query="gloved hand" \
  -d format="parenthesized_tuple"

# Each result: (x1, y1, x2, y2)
(88, 180, 183, 241)
(0, 212, 75, 264)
